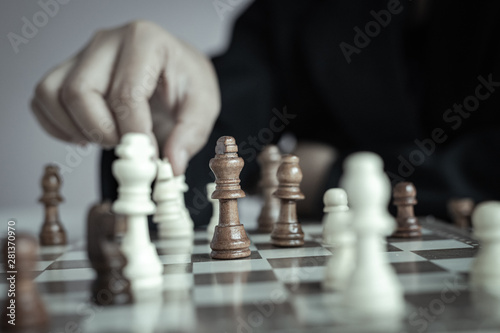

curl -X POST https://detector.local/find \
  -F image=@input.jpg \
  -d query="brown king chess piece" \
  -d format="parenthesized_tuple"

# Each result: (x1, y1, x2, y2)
(271, 154, 305, 247)
(1, 234, 49, 331)
(392, 182, 422, 238)
(209, 136, 251, 259)
(448, 198, 475, 228)
(257, 145, 281, 233)
(87, 202, 132, 305)
(39, 165, 67, 246)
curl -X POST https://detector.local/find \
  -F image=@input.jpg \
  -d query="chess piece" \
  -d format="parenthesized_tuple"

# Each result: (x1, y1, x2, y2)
(112, 133, 163, 291)
(448, 198, 475, 228)
(322, 188, 354, 291)
(175, 174, 195, 232)
(257, 145, 281, 233)
(209, 136, 251, 259)
(39, 164, 67, 246)
(153, 158, 194, 238)
(1, 234, 49, 330)
(339, 152, 404, 318)
(470, 201, 500, 296)
(270, 154, 305, 247)
(206, 182, 219, 241)
(392, 182, 421, 238)
(87, 202, 133, 306)
(322, 188, 349, 246)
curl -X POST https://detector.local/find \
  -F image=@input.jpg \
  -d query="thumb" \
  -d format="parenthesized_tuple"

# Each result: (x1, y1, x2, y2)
(163, 91, 219, 175)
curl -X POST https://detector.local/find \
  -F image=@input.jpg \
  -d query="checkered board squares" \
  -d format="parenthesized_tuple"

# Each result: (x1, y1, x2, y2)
(0, 217, 491, 333)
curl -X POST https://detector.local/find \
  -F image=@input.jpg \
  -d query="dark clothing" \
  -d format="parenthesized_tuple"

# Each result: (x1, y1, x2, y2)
(101, 0, 500, 227)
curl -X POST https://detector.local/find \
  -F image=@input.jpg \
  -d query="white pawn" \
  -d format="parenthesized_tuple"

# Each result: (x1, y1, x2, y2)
(112, 133, 163, 292)
(175, 174, 195, 231)
(322, 188, 349, 246)
(206, 182, 219, 241)
(322, 188, 354, 291)
(339, 152, 404, 318)
(153, 159, 194, 238)
(471, 201, 500, 296)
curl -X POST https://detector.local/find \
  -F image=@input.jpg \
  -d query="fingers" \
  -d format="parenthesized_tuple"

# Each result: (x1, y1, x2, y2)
(33, 59, 88, 143)
(59, 28, 122, 147)
(106, 21, 167, 138)
(163, 86, 220, 175)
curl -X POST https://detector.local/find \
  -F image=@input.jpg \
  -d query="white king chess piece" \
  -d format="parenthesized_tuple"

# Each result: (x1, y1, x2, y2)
(112, 133, 163, 292)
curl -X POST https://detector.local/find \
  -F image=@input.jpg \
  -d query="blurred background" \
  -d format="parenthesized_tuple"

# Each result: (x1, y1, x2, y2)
(0, 0, 253, 239)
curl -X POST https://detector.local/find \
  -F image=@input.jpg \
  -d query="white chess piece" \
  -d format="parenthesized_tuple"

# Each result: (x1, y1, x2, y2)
(322, 188, 349, 246)
(206, 182, 219, 241)
(176, 174, 195, 231)
(322, 188, 354, 291)
(471, 201, 500, 296)
(339, 152, 404, 318)
(153, 159, 194, 238)
(112, 133, 163, 292)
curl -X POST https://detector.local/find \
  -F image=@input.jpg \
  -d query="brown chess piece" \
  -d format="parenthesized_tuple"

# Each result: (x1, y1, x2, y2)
(87, 202, 133, 305)
(1, 234, 49, 331)
(39, 165, 67, 246)
(271, 154, 305, 247)
(448, 198, 475, 228)
(257, 145, 281, 233)
(209, 136, 251, 259)
(392, 182, 422, 238)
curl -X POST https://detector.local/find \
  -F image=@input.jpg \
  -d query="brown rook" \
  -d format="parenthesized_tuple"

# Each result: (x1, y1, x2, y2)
(271, 154, 305, 247)
(209, 136, 251, 259)
(392, 182, 422, 238)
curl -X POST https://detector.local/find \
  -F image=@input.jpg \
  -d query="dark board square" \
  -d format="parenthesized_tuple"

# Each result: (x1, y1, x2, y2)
(194, 270, 277, 285)
(412, 248, 478, 260)
(47, 260, 91, 270)
(38, 280, 92, 294)
(387, 244, 403, 252)
(194, 239, 210, 245)
(391, 261, 447, 274)
(191, 251, 262, 263)
(39, 253, 64, 261)
(163, 263, 193, 274)
(267, 256, 328, 269)
(387, 233, 448, 243)
(254, 241, 322, 250)
(284, 282, 324, 294)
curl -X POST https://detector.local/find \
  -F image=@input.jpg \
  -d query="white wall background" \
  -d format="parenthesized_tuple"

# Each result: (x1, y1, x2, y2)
(0, 0, 252, 239)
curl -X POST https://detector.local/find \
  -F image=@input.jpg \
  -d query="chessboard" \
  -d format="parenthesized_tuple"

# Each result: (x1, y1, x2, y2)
(1, 216, 495, 333)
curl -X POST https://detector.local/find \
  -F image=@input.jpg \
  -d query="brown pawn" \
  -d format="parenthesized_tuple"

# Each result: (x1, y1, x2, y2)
(87, 202, 132, 305)
(392, 182, 422, 238)
(39, 165, 67, 246)
(448, 198, 475, 228)
(1, 234, 49, 331)
(209, 136, 251, 259)
(271, 154, 305, 247)
(257, 145, 281, 233)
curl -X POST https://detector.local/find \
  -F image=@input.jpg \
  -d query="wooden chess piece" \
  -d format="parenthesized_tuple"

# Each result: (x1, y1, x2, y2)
(271, 154, 305, 247)
(1, 234, 49, 331)
(392, 182, 421, 238)
(209, 136, 251, 259)
(87, 202, 133, 306)
(39, 165, 67, 246)
(448, 198, 475, 228)
(257, 145, 281, 233)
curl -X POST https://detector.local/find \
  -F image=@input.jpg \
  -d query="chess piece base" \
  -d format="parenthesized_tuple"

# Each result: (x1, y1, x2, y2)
(271, 222, 304, 247)
(40, 229, 67, 246)
(392, 217, 422, 238)
(210, 225, 251, 259)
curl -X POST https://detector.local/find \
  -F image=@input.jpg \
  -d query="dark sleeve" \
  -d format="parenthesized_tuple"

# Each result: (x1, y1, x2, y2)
(185, 0, 283, 227)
